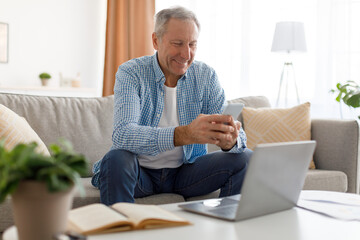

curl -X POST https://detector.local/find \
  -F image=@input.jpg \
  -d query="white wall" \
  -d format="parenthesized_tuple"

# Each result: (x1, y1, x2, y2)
(0, 0, 107, 96)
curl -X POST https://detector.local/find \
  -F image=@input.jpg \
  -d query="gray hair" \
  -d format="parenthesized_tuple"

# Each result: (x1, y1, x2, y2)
(154, 6, 200, 40)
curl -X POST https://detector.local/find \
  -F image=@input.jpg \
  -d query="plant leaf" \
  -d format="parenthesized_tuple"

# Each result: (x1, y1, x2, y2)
(0, 138, 88, 203)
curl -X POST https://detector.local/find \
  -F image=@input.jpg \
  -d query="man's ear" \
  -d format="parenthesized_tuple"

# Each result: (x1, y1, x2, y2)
(152, 32, 159, 50)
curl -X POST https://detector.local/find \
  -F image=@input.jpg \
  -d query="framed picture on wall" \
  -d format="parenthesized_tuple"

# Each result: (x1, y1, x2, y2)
(0, 22, 9, 63)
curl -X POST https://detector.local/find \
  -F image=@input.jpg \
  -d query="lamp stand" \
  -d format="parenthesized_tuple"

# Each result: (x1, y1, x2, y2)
(276, 62, 300, 107)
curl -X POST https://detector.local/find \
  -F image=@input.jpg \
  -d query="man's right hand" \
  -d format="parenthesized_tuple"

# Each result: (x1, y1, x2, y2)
(174, 114, 237, 147)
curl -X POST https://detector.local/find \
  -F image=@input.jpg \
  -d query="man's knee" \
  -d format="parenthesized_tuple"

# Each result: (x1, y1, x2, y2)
(100, 149, 138, 175)
(239, 148, 253, 163)
(229, 148, 253, 170)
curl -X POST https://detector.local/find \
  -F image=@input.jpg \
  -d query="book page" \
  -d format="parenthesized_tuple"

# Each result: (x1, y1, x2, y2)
(68, 203, 133, 234)
(297, 190, 360, 221)
(112, 203, 190, 229)
(297, 199, 360, 221)
(300, 190, 360, 206)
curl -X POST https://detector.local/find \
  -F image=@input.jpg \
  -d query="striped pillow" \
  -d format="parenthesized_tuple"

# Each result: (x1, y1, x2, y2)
(242, 102, 315, 169)
(0, 104, 50, 155)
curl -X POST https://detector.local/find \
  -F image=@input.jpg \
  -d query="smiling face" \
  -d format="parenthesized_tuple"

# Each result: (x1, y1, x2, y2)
(152, 18, 199, 86)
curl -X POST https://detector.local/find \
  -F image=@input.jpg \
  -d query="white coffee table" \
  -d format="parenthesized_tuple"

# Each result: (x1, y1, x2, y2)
(3, 191, 360, 240)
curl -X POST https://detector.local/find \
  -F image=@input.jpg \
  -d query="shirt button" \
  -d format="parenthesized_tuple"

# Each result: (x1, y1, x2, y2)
(157, 114, 160, 117)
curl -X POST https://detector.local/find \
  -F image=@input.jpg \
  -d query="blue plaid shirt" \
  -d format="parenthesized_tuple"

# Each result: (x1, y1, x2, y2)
(91, 53, 247, 187)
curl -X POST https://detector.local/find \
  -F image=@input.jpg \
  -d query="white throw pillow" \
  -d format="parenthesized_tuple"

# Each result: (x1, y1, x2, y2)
(0, 104, 50, 155)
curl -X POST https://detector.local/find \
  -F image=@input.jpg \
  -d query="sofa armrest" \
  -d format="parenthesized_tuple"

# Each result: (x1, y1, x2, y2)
(311, 119, 360, 193)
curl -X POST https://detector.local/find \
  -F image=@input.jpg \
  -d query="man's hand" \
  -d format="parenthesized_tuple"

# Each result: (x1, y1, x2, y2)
(217, 119, 241, 150)
(174, 114, 241, 150)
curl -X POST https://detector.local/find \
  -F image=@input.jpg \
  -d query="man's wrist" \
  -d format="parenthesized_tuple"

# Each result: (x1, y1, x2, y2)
(221, 141, 237, 152)
(174, 125, 191, 146)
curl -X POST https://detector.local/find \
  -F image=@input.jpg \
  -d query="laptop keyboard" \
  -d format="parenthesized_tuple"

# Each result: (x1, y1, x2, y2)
(208, 204, 238, 217)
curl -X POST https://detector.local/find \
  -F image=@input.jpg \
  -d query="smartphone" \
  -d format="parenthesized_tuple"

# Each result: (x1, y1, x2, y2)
(222, 103, 244, 122)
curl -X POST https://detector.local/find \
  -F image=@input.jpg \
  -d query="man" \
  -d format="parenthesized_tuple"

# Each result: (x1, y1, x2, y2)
(92, 6, 252, 205)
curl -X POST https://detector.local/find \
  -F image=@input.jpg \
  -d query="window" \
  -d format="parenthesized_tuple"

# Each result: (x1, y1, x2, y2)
(156, 0, 360, 119)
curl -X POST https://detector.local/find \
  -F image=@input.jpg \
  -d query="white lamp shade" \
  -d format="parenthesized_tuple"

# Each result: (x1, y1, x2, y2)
(271, 22, 307, 53)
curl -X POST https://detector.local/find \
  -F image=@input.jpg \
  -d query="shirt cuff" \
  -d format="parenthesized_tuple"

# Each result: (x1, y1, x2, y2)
(157, 126, 176, 152)
(223, 131, 247, 153)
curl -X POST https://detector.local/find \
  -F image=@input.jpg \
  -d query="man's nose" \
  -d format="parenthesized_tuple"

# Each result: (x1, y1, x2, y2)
(180, 45, 191, 60)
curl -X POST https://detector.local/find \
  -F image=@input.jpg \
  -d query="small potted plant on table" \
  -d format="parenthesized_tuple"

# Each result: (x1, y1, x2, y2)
(39, 72, 51, 86)
(0, 140, 88, 240)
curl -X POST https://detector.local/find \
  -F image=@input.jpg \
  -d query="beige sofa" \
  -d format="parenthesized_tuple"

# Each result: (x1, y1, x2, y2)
(0, 93, 359, 232)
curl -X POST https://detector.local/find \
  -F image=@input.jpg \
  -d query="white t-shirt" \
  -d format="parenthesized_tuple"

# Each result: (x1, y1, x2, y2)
(138, 86, 184, 169)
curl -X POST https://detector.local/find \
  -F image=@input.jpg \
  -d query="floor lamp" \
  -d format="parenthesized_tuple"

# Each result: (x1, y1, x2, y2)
(271, 22, 307, 107)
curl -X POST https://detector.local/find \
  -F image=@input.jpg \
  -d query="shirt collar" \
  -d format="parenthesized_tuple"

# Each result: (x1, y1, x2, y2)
(152, 53, 165, 83)
(152, 52, 188, 83)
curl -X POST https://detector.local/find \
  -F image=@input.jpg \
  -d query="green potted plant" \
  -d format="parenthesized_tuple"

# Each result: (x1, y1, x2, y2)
(331, 80, 360, 119)
(0, 139, 88, 240)
(39, 72, 51, 86)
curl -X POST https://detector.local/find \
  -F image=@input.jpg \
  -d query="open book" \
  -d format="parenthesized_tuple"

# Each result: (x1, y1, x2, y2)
(67, 203, 191, 235)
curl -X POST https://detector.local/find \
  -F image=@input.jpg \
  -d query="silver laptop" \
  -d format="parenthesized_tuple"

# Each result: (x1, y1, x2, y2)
(179, 141, 316, 221)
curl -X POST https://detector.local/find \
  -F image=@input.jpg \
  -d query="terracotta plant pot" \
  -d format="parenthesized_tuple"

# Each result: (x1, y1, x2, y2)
(11, 181, 74, 240)
(40, 78, 50, 86)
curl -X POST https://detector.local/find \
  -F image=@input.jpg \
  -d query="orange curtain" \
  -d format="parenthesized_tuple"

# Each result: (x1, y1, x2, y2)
(102, 0, 155, 96)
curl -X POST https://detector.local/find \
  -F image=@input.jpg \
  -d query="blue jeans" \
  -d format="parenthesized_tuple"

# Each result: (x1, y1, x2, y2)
(98, 149, 252, 205)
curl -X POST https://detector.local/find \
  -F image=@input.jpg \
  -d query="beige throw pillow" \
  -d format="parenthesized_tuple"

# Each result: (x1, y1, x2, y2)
(0, 104, 50, 155)
(242, 102, 315, 169)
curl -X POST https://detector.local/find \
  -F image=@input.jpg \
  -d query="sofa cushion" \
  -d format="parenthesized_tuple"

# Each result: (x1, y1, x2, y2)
(186, 190, 220, 201)
(311, 119, 359, 193)
(0, 104, 49, 155)
(228, 95, 272, 109)
(134, 193, 185, 204)
(73, 178, 185, 207)
(0, 93, 114, 176)
(303, 169, 348, 192)
(242, 102, 315, 169)
(228, 95, 272, 123)
(72, 178, 102, 208)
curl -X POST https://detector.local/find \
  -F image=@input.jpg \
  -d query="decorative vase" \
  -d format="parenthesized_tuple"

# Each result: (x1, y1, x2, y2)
(11, 181, 74, 240)
(40, 78, 50, 86)
(71, 79, 81, 88)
